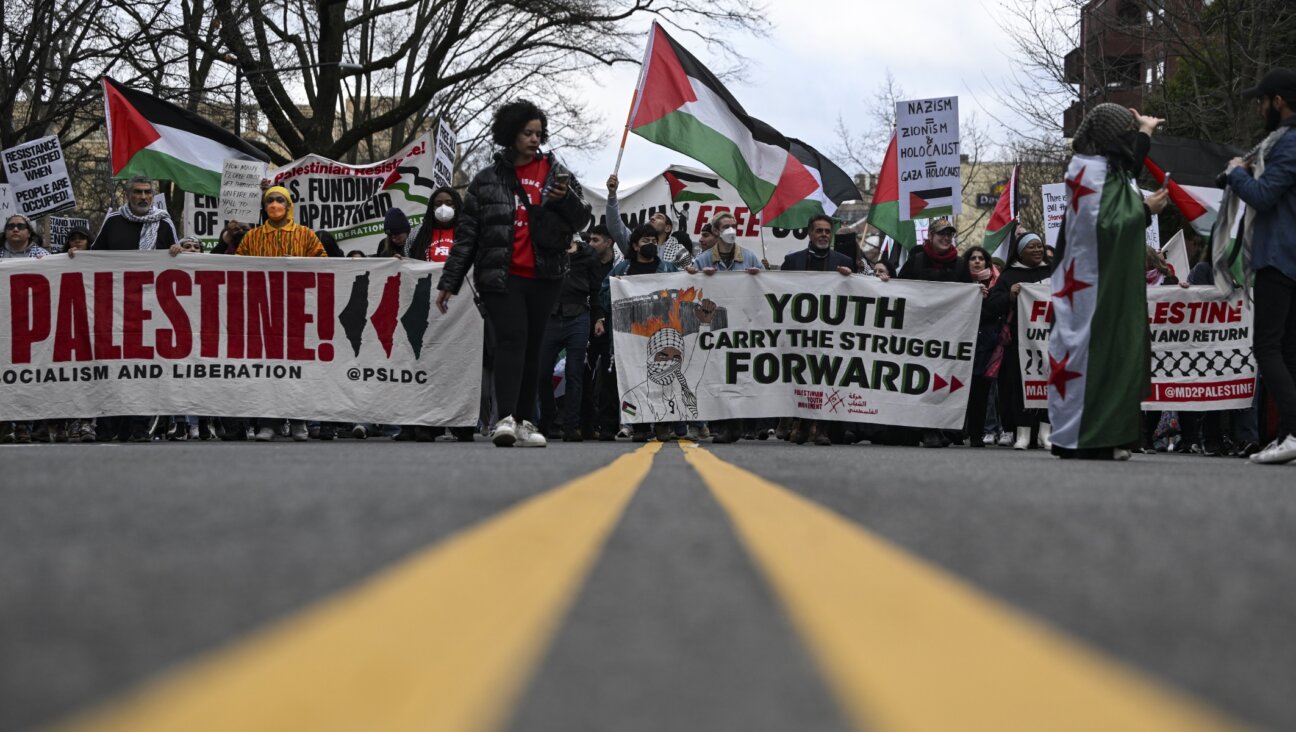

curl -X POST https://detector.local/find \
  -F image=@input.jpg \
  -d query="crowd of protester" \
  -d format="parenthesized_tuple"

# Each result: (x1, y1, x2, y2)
(3, 87, 1294, 464)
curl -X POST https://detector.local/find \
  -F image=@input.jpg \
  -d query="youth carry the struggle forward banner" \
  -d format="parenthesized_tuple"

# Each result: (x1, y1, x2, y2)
(0, 253, 482, 424)
(609, 272, 981, 428)
(1017, 283, 1255, 411)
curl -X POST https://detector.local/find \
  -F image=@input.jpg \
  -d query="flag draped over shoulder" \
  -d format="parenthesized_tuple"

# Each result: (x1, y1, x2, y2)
(866, 132, 917, 252)
(983, 164, 1018, 262)
(1048, 154, 1149, 452)
(629, 22, 843, 227)
(102, 77, 269, 197)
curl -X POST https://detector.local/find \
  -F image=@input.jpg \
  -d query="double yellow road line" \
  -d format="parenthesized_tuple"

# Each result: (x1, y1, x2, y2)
(52, 442, 1240, 732)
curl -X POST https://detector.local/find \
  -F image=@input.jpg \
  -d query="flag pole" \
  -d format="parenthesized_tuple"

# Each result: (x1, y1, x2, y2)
(612, 88, 638, 177)
(615, 23, 657, 177)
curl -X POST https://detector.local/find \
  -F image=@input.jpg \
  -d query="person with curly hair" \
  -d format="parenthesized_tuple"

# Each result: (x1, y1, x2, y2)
(436, 99, 592, 448)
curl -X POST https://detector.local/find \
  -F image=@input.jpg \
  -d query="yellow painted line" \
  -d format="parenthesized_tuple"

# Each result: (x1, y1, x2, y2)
(680, 442, 1243, 732)
(51, 442, 662, 732)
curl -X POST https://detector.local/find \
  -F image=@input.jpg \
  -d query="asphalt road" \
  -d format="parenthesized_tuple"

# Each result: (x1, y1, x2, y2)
(1, 438, 1293, 731)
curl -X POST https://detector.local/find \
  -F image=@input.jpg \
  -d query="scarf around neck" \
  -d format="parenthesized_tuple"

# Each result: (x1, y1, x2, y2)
(118, 204, 170, 250)
(923, 240, 959, 264)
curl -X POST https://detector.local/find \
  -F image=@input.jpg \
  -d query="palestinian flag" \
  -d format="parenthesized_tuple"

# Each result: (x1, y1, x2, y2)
(1143, 158, 1220, 236)
(866, 132, 917, 252)
(102, 77, 269, 197)
(1047, 154, 1149, 452)
(983, 165, 1018, 262)
(629, 23, 819, 223)
(662, 168, 721, 203)
(762, 137, 861, 230)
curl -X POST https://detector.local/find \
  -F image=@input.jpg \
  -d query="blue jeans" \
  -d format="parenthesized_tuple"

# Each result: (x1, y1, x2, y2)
(538, 311, 590, 435)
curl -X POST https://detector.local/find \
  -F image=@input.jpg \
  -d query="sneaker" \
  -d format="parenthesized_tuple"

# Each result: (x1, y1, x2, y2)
(686, 424, 702, 441)
(78, 421, 97, 443)
(492, 416, 518, 447)
(14, 423, 32, 444)
(921, 430, 947, 448)
(996, 432, 1014, 447)
(1235, 441, 1261, 458)
(983, 432, 998, 446)
(1113, 448, 1132, 461)
(50, 421, 69, 443)
(170, 424, 188, 441)
(654, 423, 674, 442)
(0, 424, 13, 444)
(290, 421, 309, 442)
(351, 424, 368, 440)
(617, 426, 633, 440)
(188, 423, 200, 440)
(1038, 423, 1053, 450)
(254, 426, 276, 442)
(1250, 435, 1296, 465)
(128, 426, 151, 443)
(1013, 427, 1031, 450)
(516, 420, 547, 448)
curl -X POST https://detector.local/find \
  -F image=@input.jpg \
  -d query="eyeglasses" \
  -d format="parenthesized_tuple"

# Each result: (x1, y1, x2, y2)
(6, 222, 29, 230)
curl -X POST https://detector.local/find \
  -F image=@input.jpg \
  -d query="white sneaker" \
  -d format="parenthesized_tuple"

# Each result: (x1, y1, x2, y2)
(492, 415, 518, 447)
(515, 420, 547, 448)
(187, 423, 200, 440)
(1113, 448, 1132, 461)
(1249, 435, 1296, 465)
(983, 432, 998, 446)
(1038, 423, 1053, 450)
(254, 426, 275, 442)
(1013, 426, 1031, 450)
(996, 432, 1014, 447)
(352, 424, 368, 440)
(290, 421, 309, 442)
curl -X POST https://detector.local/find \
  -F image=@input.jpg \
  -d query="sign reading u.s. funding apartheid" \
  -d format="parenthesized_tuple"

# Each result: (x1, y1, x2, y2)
(0, 253, 482, 424)
(184, 133, 439, 252)
(609, 272, 981, 428)
(895, 97, 961, 221)
(1017, 284, 1255, 411)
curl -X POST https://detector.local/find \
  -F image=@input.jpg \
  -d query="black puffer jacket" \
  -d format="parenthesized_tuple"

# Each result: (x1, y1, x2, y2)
(438, 150, 592, 295)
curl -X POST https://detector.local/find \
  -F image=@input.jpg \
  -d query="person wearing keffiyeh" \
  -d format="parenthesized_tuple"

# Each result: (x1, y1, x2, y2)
(89, 176, 178, 251)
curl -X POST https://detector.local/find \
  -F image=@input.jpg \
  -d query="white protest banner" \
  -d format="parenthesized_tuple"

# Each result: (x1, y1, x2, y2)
(0, 253, 482, 424)
(219, 158, 269, 226)
(1016, 284, 1254, 411)
(433, 118, 457, 190)
(609, 272, 981, 428)
(1042, 182, 1067, 248)
(895, 96, 961, 221)
(1, 136, 75, 217)
(46, 216, 91, 253)
(184, 133, 437, 254)
(584, 164, 813, 265)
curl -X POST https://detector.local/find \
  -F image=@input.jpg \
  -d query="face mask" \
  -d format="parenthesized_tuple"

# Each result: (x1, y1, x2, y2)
(720, 227, 737, 244)
(434, 204, 455, 223)
(266, 202, 287, 221)
(638, 243, 658, 260)
(647, 358, 681, 384)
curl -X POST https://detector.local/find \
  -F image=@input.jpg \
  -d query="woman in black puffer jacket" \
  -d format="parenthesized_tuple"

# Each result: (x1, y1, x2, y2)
(436, 100, 592, 448)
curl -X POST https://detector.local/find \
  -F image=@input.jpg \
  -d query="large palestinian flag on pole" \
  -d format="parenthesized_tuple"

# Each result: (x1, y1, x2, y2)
(866, 132, 917, 252)
(983, 164, 1018, 262)
(628, 23, 824, 226)
(1047, 154, 1149, 452)
(102, 77, 270, 197)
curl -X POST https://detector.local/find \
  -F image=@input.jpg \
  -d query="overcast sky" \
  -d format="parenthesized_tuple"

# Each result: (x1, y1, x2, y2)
(562, 0, 1039, 189)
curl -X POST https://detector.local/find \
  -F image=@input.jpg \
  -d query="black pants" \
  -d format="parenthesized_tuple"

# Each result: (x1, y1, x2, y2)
(996, 343, 1042, 432)
(583, 336, 619, 435)
(479, 276, 562, 424)
(1253, 267, 1296, 439)
(965, 375, 993, 442)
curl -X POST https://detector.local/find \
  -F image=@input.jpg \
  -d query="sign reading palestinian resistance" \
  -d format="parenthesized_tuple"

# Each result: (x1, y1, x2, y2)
(895, 97, 961, 221)
(1017, 283, 1255, 411)
(184, 133, 438, 252)
(1042, 182, 1067, 248)
(0, 253, 482, 425)
(1, 136, 76, 218)
(218, 158, 270, 228)
(584, 165, 814, 266)
(46, 216, 92, 253)
(609, 272, 981, 428)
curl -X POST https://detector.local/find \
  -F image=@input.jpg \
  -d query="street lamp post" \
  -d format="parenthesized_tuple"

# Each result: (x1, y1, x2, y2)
(228, 59, 364, 138)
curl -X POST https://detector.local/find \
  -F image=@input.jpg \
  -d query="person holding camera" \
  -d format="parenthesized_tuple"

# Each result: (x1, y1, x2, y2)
(436, 100, 592, 448)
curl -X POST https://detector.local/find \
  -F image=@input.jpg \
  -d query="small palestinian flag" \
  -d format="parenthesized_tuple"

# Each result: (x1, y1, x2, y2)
(907, 186, 956, 219)
(762, 137, 861, 230)
(102, 77, 269, 197)
(1047, 154, 1149, 452)
(628, 23, 819, 223)
(983, 165, 1018, 262)
(866, 132, 917, 252)
(662, 168, 721, 203)
(1143, 158, 1219, 236)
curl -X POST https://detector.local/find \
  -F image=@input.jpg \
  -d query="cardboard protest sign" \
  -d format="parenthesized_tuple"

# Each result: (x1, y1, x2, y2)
(1041, 183, 1067, 248)
(219, 158, 269, 227)
(46, 216, 92, 253)
(1, 136, 75, 217)
(895, 97, 961, 221)
(610, 272, 981, 428)
(1017, 283, 1255, 411)
(0, 253, 481, 425)
(433, 119, 456, 190)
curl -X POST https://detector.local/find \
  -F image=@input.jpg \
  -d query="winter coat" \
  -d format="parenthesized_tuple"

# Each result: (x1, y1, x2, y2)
(438, 150, 592, 295)
(986, 263, 1052, 346)
(781, 247, 854, 272)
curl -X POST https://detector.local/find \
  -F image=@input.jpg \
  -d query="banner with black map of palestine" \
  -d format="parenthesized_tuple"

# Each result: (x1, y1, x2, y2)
(609, 272, 981, 428)
(0, 253, 481, 424)
(1017, 284, 1255, 411)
